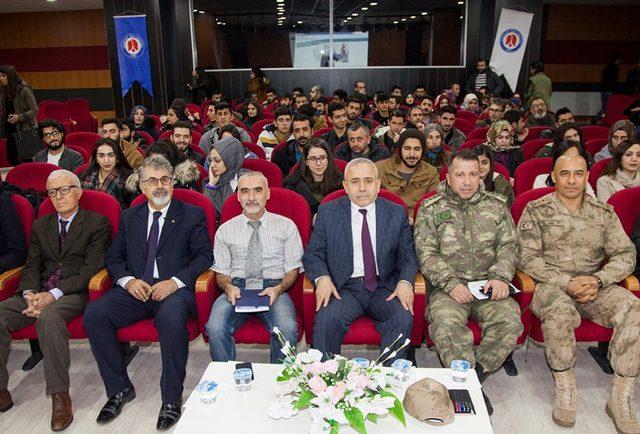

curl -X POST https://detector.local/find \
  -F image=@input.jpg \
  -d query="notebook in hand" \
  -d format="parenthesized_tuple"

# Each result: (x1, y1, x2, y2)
(235, 278, 270, 313)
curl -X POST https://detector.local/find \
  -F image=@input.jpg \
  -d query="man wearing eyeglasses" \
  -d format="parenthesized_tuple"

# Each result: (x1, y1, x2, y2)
(0, 169, 110, 431)
(84, 155, 212, 431)
(32, 119, 84, 172)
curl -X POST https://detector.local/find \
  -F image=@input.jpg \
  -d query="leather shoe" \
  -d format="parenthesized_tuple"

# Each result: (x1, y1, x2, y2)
(51, 391, 73, 431)
(0, 389, 13, 412)
(96, 385, 136, 424)
(156, 399, 182, 431)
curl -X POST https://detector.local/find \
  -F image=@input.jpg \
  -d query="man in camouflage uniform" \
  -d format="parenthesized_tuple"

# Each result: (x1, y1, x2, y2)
(414, 149, 523, 414)
(518, 154, 640, 433)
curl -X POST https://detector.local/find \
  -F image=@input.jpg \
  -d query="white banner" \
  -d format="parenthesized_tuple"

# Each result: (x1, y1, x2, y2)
(489, 8, 534, 93)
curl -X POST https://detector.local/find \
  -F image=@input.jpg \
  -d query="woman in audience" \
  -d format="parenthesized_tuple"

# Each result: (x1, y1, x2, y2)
(484, 120, 523, 176)
(242, 100, 264, 130)
(461, 93, 481, 114)
(471, 145, 515, 207)
(160, 99, 194, 132)
(129, 105, 159, 140)
(203, 136, 245, 220)
(247, 67, 270, 102)
(283, 138, 343, 215)
(422, 124, 450, 170)
(217, 124, 258, 159)
(533, 140, 596, 196)
(404, 93, 416, 107)
(597, 139, 640, 203)
(535, 122, 592, 165)
(594, 120, 637, 162)
(80, 138, 133, 208)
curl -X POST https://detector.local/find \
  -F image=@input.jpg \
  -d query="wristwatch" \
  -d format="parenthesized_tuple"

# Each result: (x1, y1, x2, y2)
(595, 276, 603, 290)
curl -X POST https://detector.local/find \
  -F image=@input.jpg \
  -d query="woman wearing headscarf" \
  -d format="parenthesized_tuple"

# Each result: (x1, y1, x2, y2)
(129, 105, 159, 140)
(422, 124, 451, 170)
(461, 93, 482, 114)
(594, 119, 637, 162)
(203, 136, 245, 220)
(483, 120, 523, 177)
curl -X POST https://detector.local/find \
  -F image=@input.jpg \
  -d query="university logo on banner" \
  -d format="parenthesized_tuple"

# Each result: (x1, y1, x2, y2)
(114, 15, 154, 96)
(499, 29, 523, 53)
(121, 33, 145, 59)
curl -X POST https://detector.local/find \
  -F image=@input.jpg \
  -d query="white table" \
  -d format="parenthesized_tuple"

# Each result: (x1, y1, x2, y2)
(175, 362, 493, 434)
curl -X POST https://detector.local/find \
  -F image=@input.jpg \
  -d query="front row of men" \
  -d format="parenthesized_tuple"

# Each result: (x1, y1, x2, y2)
(0, 151, 639, 433)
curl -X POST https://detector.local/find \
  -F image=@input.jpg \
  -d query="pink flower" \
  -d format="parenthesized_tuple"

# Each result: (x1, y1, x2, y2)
(302, 361, 324, 376)
(346, 372, 369, 391)
(323, 359, 339, 374)
(308, 375, 327, 394)
(327, 382, 346, 404)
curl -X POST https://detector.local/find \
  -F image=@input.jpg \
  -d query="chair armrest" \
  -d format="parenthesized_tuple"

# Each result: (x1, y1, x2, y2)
(302, 275, 317, 346)
(303, 275, 314, 294)
(513, 270, 535, 293)
(0, 267, 23, 302)
(88, 269, 112, 301)
(414, 272, 426, 296)
(411, 273, 427, 346)
(195, 270, 217, 338)
(620, 274, 640, 293)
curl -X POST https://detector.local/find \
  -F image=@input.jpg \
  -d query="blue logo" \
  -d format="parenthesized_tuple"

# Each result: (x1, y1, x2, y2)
(121, 33, 145, 59)
(499, 28, 523, 53)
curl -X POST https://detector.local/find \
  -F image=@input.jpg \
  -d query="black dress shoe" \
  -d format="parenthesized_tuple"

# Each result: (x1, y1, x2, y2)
(96, 386, 136, 424)
(482, 390, 494, 416)
(22, 350, 43, 371)
(156, 399, 182, 431)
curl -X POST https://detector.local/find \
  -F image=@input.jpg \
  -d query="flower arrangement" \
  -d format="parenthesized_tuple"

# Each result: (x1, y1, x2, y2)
(270, 327, 410, 434)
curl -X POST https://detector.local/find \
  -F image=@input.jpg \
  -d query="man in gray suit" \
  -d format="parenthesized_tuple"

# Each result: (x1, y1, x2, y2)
(33, 119, 84, 172)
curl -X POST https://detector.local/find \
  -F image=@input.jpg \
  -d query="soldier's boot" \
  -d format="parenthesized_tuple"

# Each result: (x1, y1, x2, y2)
(606, 374, 640, 434)
(552, 369, 576, 427)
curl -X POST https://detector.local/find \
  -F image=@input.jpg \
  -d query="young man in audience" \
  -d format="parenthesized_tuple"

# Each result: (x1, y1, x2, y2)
(376, 129, 439, 220)
(272, 114, 312, 176)
(332, 89, 348, 105)
(100, 118, 144, 169)
(303, 158, 418, 362)
(371, 93, 391, 126)
(504, 109, 530, 145)
(257, 106, 293, 159)
(390, 85, 403, 98)
(375, 109, 406, 152)
(33, 119, 84, 172)
(439, 106, 466, 152)
(414, 84, 427, 99)
(203, 103, 216, 133)
(199, 102, 252, 154)
(555, 107, 575, 127)
(477, 99, 506, 128)
(527, 97, 556, 127)
(388, 95, 401, 111)
(518, 154, 640, 431)
(345, 96, 372, 129)
(206, 171, 303, 363)
(0, 170, 110, 431)
(320, 102, 349, 149)
(313, 96, 328, 116)
(420, 95, 437, 124)
(334, 123, 390, 163)
(414, 150, 522, 415)
(170, 121, 204, 166)
(279, 93, 293, 108)
(262, 88, 277, 107)
(84, 155, 212, 431)
(293, 94, 310, 114)
(465, 58, 505, 97)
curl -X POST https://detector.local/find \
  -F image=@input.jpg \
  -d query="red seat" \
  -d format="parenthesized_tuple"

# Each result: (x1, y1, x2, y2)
(262, 111, 275, 120)
(0, 138, 10, 168)
(581, 125, 610, 142)
(242, 142, 267, 160)
(147, 115, 163, 129)
(523, 126, 550, 143)
(37, 100, 62, 122)
(250, 119, 274, 139)
(191, 144, 205, 156)
(241, 159, 283, 187)
(186, 103, 202, 119)
(467, 127, 489, 140)
(158, 129, 202, 145)
(66, 132, 101, 158)
(457, 110, 478, 124)
(510, 187, 555, 224)
(586, 138, 608, 157)
(233, 120, 248, 131)
(589, 158, 612, 194)
(607, 187, 640, 236)
(42, 102, 76, 133)
(513, 158, 552, 196)
(440, 161, 511, 182)
(307, 190, 426, 348)
(65, 98, 98, 132)
(288, 159, 348, 176)
(453, 118, 474, 136)
(6, 162, 60, 193)
(521, 138, 551, 160)
(134, 130, 155, 147)
(312, 127, 333, 138)
(74, 163, 89, 176)
(605, 94, 634, 127)
(66, 145, 90, 163)
(217, 188, 311, 344)
(457, 139, 486, 151)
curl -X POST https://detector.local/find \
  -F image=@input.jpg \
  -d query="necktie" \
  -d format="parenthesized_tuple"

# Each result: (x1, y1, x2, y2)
(246, 220, 263, 279)
(59, 219, 68, 251)
(359, 209, 377, 292)
(41, 219, 69, 292)
(143, 211, 162, 284)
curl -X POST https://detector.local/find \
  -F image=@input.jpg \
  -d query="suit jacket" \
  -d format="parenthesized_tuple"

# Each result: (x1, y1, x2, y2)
(33, 146, 84, 172)
(303, 196, 418, 292)
(106, 199, 212, 291)
(18, 208, 111, 295)
(0, 195, 27, 273)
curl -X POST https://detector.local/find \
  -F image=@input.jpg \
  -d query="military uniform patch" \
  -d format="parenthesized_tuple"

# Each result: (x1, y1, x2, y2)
(540, 206, 555, 217)
(520, 222, 533, 231)
(435, 210, 452, 224)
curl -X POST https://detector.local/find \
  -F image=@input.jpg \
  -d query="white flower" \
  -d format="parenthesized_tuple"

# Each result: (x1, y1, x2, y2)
(267, 397, 299, 419)
(296, 349, 322, 364)
(308, 348, 323, 362)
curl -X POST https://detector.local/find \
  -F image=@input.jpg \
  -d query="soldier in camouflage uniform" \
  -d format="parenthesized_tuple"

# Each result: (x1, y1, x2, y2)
(414, 149, 523, 414)
(518, 154, 640, 433)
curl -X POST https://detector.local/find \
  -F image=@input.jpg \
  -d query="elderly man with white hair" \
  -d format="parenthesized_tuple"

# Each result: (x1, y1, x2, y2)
(0, 169, 110, 431)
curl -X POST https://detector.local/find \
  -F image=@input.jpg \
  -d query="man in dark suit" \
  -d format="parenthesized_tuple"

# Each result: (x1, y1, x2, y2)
(303, 158, 418, 362)
(0, 195, 27, 274)
(84, 155, 212, 431)
(0, 170, 110, 431)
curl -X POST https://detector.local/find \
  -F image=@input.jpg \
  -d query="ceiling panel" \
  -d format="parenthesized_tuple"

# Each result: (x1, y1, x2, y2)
(0, 0, 103, 14)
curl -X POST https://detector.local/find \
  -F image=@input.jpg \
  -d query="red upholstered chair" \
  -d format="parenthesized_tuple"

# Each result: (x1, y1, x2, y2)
(513, 157, 552, 196)
(588, 158, 612, 194)
(266, 101, 279, 112)
(586, 139, 608, 157)
(605, 94, 633, 127)
(191, 144, 205, 156)
(262, 111, 275, 120)
(467, 127, 489, 140)
(66, 132, 101, 157)
(42, 102, 76, 133)
(242, 142, 267, 160)
(440, 161, 511, 182)
(147, 115, 163, 129)
(0, 191, 121, 345)
(6, 162, 60, 193)
(521, 138, 551, 160)
(233, 120, 248, 131)
(608, 187, 640, 236)
(96, 189, 216, 342)
(65, 98, 98, 132)
(241, 159, 283, 187)
(313, 127, 333, 138)
(134, 130, 155, 147)
(66, 145, 90, 163)
(159, 129, 202, 145)
(458, 139, 486, 151)
(454, 118, 474, 136)
(250, 119, 274, 139)
(457, 110, 478, 124)
(581, 126, 610, 142)
(74, 163, 89, 176)
(522, 126, 550, 142)
(186, 103, 202, 119)
(0, 138, 10, 168)
(304, 190, 427, 356)
(215, 187, 311, 344)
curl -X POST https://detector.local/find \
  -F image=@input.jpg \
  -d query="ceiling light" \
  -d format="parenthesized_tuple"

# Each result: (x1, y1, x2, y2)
(222, 22, 226, 25)
(361, 7, 368, 10)
(193, 9, 198, 12)
(459, 15, 464, 19)
(421, 12, 428, 15)
(458, 1, 464, 4)
(276, 0, 284, 3)
(297, 20, 303, 24)
(46, 0, 56, 2)
(347, 17, 352, 20)
(401, 18, 406, 21)
(278, 11, 283, 15)
(198, 11, 205, 14)
(393, 20, 398, 24)
(352, 13, 358, 16)
(370, 2, 378, 5)
(410, 15, 416, 19)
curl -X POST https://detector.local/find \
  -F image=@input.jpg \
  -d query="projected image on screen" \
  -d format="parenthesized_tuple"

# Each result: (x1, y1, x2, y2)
(292, 32, 369, 68)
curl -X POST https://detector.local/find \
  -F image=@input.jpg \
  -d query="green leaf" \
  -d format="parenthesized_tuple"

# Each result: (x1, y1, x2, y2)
(365, 413, 378, 424)
(344, 407, 367, 434)
(328, 419, 340, 434)
(293, 390, 315, 410)
(389, 398, 406, 427)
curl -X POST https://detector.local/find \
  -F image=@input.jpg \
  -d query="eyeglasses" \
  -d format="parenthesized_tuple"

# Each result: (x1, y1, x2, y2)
(43, 131, 61, 138)
(488, 107, 503, 112)
(307, 155, 328, 164)
(140, 176, 173, 186)
(46, 185, 78, 198)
